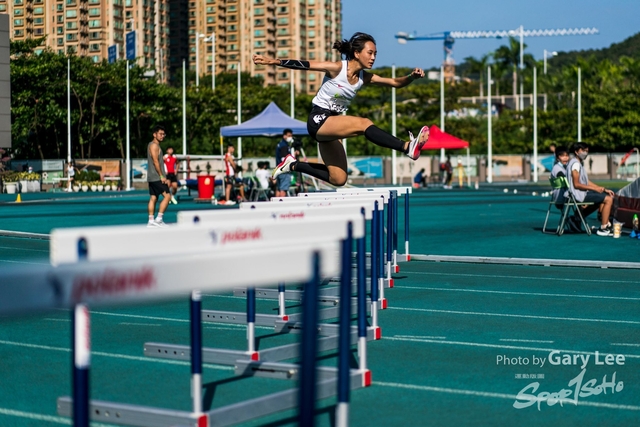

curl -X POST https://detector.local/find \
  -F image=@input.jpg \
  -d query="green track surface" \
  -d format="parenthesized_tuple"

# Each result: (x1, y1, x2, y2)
(1, 188, 639, 426)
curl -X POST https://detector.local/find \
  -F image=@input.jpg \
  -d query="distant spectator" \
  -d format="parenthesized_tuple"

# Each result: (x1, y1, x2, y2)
(224, 144, 245, 205)
(567, 142, 615, 236)
(163, 146, 179, 204)
(275, 128, 293, 197)
(413, 168, 426, 188)
(255, 161, 272, 191)
(66, 161, 76, 192)
(550, 147, 569, 206)
(443, 155, 453, 189)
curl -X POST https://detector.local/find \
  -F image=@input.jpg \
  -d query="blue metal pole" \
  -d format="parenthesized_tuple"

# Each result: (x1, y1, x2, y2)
(337, 223, 353, 414)
(190, 290, 203, 413)
(404, 189, 410, 260)
(392, 191, 398, 272)
(298, 252, 321, 427)
(73, 238, 90, 427)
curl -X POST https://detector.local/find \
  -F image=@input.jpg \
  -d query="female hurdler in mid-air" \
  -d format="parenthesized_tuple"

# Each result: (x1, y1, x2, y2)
(252, 32, 430, 187)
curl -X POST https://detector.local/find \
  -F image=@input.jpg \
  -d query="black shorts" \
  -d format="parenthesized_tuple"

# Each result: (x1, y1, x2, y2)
(166, 173, 177, 183)
(148, 181, 170, 196)
(225, 176, 236, 186)
(307, 105, 339, 141)
(582, 191, 607, 205)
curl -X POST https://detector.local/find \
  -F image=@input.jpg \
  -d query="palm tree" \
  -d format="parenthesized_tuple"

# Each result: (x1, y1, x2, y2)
(463, 53, 492, 98)
(494, 37, 536, 109)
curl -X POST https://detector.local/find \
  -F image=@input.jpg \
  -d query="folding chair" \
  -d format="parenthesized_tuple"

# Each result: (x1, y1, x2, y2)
(249, 176, 270, 201)
(542, 176, 593, 236)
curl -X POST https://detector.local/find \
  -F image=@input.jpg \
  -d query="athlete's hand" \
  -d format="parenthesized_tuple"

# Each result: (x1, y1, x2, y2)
(410, 68, 425, 80)
(253, 54, 278, 66)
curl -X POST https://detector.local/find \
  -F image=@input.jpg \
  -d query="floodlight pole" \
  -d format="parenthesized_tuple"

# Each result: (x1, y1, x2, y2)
(182, 60, 187, 161)
(487, 66, 493, 184)
(211, 34, 216, 91)
(533, 67, 538, 183)
(577, 67, 582, 142)
(126, 59, 131, 191)
(391, 64, 397, 185)
(440, 65, 445, 162)
(519, 25, 524, 111)
(67, 58, 71, 164)
(290, 70, 294, 118)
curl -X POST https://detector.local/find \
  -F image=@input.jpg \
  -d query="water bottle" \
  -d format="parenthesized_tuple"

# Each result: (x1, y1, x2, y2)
(631, 214, 639, 238)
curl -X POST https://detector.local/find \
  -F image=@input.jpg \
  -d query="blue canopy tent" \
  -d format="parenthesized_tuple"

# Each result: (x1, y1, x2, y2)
(220, 102, 308, 137)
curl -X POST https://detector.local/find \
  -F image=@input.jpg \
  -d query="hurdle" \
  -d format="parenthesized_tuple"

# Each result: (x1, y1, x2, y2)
(336, 187, 413, 266)
(177, 202, 381, 378)
(1, 236, 342, 427)
(275, 192, 394, 306)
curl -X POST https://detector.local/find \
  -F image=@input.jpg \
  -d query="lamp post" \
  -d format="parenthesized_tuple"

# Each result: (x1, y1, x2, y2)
(195, 33, 205, 88)
(543, 49, 557, 75)
(206, 33, 216, 91)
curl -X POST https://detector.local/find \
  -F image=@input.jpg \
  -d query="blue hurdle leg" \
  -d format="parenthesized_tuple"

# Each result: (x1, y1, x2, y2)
(246, 287, 258, 360)
(404, 188, 410, 261)
(378, 203, 386, 309)
(370, 201, 379, 330)
(190, 290, 203, 414)
(336, 223, 353, 427)
(385, 193, 394, 289)
(298, 252, 321, 427)
(392, 191, 399, 273)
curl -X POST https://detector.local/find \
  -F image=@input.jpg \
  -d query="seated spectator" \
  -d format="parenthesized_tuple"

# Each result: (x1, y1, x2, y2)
(550, 147, 569, 205)
(413, 168, 426, 188)
(255, 161, 272, 190)
(567, 142, 615, 236)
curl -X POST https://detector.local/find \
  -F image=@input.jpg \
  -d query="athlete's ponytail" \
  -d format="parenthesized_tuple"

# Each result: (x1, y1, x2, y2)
(333, 32, 376, 60)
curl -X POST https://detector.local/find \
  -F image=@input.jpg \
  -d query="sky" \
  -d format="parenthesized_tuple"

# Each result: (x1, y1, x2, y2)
(341, 0, 640, 69)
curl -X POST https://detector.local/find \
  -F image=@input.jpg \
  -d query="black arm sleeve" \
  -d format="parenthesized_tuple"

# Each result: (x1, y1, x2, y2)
(279, 59, 310, 70)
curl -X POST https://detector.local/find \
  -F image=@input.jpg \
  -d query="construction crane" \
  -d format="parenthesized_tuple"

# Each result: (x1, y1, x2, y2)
(396, 26, 599, 103)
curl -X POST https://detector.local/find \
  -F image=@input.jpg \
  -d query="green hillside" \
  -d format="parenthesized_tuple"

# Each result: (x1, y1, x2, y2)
(549, 31, 640, 68)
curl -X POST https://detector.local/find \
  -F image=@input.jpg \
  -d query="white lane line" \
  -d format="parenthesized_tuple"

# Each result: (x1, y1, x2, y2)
(394, 335, 446, 340)
(388, 306, 640, 326)
(90, 310, 273, 330)
(0, 340, 233, 370)
(396, 286, 640, 302)
(45, 318, 71, 322)
(0, 245, 48, 252)
(0, 407, 116, 426)
(383, 336, 640, 360)
(402, 270, 639, 285)
(611, 343, 640, 347)
(118, 322, 162, 327)
(0, 259, 48, 265)
(500, 339, 554, 344)
(375, 381, 640, 411)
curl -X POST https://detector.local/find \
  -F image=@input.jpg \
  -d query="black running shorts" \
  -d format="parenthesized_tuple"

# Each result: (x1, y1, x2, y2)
(307, 105, 339, 141)
(166, 173, 178, 183)
(148, 180, 170, 196)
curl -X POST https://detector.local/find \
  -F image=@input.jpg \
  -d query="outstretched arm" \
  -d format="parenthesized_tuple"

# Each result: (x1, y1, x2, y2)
(253, 54, 342, 76)
(366, 67, 425, 88)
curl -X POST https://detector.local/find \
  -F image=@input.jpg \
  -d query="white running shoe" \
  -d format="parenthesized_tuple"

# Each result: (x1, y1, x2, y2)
(147, 221, 156, 228)
(405, 126, 430, 160)
(225, 200, 236, 206)
(273, 154, 296, 179)
(171, 196, 178, 204)
(154, 219, 168, 227)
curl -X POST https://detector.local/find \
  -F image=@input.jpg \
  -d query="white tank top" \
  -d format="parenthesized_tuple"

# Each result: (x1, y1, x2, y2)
(311, 60, 364, 113)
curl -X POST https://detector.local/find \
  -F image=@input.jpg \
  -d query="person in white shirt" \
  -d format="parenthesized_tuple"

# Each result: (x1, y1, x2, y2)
(253, 32, 430, 187)
(567, 142, 615, 236)
(255, 161, 272, 191)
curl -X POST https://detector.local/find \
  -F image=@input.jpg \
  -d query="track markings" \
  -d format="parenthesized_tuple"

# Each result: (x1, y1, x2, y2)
(0, 339, 234, 370)
(396, 285, 640, 302)
(389, 306, 640, 326)
(402, 270, 640, 285)
(611, 343, 640, 347)
(500, 339, 554, 344)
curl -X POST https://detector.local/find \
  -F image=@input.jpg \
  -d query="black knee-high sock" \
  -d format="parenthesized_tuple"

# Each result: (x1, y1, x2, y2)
(291, 161, 331, 182)
(364, 125, 406, 152)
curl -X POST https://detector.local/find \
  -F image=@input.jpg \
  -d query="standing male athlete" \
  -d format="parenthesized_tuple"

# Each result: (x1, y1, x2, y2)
(147, 125, 170, 227)
(163, 146, 179, 204)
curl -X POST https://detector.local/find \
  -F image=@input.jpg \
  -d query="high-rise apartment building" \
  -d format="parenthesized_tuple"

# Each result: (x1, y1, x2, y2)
(2, 0, 340, 90)
(183, 0, 341, 94)
(2, 0, 168, 78)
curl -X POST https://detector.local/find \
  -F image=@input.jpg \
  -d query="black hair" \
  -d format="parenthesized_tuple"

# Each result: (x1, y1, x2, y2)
(166, 146, 174, 151)
(257, 161, 264, 168)
(227, 144, 234, 149)
(571, 142, 588, 154)
(555, 147, 569, 158)
(333, 32, 376, 60)
(152, 125, 165, 134)
(283, 128, 293, 136)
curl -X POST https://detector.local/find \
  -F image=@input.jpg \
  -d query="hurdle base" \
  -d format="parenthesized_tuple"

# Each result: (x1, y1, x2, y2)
(57, 397, 205, 427)
(380, 298, 388, 309)
(384, 278, 394, 288)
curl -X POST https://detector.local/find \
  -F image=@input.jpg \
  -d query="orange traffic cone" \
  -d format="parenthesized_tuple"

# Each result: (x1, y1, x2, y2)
(15, 194, 21, 203)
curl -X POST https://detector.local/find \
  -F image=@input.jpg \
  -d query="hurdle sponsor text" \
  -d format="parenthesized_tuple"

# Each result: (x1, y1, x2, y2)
(71, 267, 156, 302)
